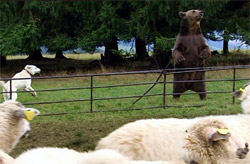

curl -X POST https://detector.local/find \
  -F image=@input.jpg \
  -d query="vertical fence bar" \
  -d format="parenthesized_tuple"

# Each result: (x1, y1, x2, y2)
(163, 70, 167, 109)
(9, 79, 12, 100)
(90, 76, 93, 112)
(232, 67, 236, 104)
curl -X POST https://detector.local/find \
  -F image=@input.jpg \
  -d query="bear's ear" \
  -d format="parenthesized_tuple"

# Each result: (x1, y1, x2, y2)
(179, 11, 186, 19)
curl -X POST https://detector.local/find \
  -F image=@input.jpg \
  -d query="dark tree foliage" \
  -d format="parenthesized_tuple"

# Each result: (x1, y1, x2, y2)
(0, 0, 249, 66)
(42, 1, 82, 59)
(0, 1, 43, 59)
(204, 0, 249, 54)
(77, 1, 126, 65)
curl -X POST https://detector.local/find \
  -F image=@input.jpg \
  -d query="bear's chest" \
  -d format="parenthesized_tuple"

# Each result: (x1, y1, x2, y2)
(180, 35, 204, 55)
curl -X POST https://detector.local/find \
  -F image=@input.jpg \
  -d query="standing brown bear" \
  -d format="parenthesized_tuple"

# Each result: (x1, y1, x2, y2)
(172, 9, 211, 100)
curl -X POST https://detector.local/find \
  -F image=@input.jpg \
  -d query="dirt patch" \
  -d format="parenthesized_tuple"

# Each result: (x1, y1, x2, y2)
(10, 115, 137, 157)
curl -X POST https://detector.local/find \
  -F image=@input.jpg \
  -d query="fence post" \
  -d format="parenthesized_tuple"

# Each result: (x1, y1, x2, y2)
(10, 79, 12, 100)
(232, 67, 236, 104)
(90, 76, 93, 112)
(163, 70, 166, 109)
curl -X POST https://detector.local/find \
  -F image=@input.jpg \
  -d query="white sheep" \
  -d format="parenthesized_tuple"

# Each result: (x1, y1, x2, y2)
(12, 147, 186, 164)
(0, 65, 41, 101)
(96, 114, 250, 164)
(0, 150, 14, 164)
(80, 149, 186, 164)
(0, 100, 40, 153)
(233, 82, 250, 114)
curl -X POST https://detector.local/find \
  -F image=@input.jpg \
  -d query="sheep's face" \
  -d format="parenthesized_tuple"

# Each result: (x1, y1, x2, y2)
(185, 118, 249, 163)
(24, 65, 41, 75)
(1, 100, 40, 121)
(0, 100, 40, 153)
(228, 135, 249, 160)
(232, 82, 250, 101)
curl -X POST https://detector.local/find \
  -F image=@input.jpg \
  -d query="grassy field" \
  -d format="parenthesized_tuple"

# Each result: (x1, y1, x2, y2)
(1, 68, 249, 157)
(0, 52, 249, 157)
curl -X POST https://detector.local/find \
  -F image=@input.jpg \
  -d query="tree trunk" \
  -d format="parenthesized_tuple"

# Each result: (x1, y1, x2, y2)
(27, 49, 44, 60)
(135, 37, 149, 60)
(223, 40, 229, 55)
(104, 36, 118, 57)
(102, 36, 123, 66)
(0, 56, 7, 66)
(55, 50, 67, 59)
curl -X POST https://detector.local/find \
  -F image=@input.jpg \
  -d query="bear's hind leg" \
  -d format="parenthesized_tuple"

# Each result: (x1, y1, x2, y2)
(191, 81, 206, 100)
(173, 81, 188, 99)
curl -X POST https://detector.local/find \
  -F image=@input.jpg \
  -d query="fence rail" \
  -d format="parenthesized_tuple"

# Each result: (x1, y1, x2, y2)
(1, 65, 249, 115)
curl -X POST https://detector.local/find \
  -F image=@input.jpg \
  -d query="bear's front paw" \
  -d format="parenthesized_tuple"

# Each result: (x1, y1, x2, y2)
(176, 56, 186, 63)
(200, 52, 206, 59)
(199, 50, 210, 59)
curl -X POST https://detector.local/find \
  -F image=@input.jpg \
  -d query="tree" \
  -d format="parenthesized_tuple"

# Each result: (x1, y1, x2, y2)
(1, 0, 248, 67)
(42, 1, 81, 59)
(0, 1, 82, 61)
(201, 0, 248, 54)
(77, 1, 125, 66)
(0, 1, 44, 60)
(217, 0, 248, 54)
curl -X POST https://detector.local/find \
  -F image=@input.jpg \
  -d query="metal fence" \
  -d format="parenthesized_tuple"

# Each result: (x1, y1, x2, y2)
(1, 65, 249, 116)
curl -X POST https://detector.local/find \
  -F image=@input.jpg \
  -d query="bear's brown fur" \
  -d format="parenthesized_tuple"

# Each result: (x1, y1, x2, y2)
(172, 9, 211, 100)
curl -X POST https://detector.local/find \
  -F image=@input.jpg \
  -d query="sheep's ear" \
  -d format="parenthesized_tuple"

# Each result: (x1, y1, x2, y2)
(25, 65, 32, 69)
(205, 128, 231, 142)
(14, 108, 40, 121)
(179, 11, 186, 19)
(232, 91, 242, 98)
(25, 108, 40, 115)
(14, 110, 26, 118)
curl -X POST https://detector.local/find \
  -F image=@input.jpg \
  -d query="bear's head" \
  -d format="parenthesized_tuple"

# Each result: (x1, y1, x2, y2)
(179, 9, 204, 27)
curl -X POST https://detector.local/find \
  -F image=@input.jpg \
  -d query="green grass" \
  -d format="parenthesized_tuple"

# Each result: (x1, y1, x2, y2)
(1, 67, 248, 157)
(2, 69, 248, 114)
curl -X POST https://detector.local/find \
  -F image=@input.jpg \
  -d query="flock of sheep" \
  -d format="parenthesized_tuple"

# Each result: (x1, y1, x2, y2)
(0, 65, 249, 164)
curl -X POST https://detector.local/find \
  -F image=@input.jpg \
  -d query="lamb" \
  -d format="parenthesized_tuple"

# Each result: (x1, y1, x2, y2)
(0, 100, 40, 153)
(12, 147, 186, 164)
(0, 65, 41, 101)
(233, 82, 250, 114)
(0, 150, 14, 164)
(96, 114, 250, 164)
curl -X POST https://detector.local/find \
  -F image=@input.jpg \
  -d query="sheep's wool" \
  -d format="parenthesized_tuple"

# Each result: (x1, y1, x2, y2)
(239, 84, 250, 114)
(0, 150, 14, 164)
(185, 119, 230, 164)
(97, 115, 250, 164)
(12, 147, 186, 164)
(0, 101, 27, 153)
(0, 101, 39, 153)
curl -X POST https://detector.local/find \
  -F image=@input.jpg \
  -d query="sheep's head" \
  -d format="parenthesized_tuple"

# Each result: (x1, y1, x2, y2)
(1, 100, 40, 121)
(0, 100, 40, 153)
(185, 118, 249, 164)
(24, 65, 41, 75)
(232, 82, 250, 101)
